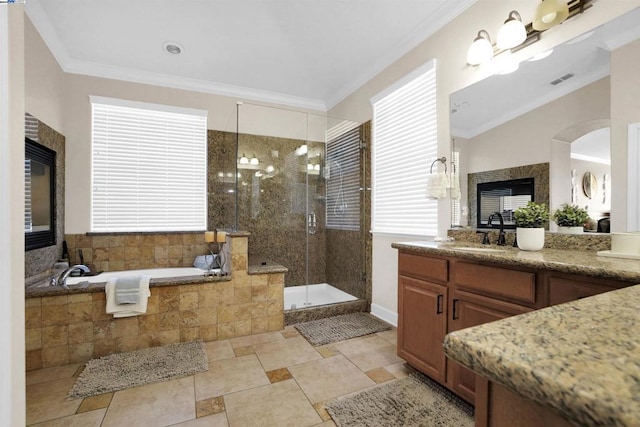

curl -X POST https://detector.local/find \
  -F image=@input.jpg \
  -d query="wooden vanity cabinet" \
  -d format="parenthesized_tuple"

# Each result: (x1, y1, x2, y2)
(398, 252, 539, 405)
(446, 288, 531, 402)
(446, 261, 536, 403)
(397, 250, 636, 407)
(397, 253, 448, 382)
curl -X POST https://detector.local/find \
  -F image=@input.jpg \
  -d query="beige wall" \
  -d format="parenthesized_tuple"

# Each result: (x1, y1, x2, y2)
(328, 0, 640, 322)
(1, 5, 26, 425)
(611, 38, 640, 232)
(24, 16, 64, 134)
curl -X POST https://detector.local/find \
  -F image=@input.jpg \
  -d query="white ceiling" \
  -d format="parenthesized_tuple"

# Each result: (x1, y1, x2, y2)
(26, 0, 475, 111)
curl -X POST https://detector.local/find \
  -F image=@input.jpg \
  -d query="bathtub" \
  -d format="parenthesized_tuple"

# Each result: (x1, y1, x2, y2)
(65, 267, 217, 285)
(284, 283, 357, 310)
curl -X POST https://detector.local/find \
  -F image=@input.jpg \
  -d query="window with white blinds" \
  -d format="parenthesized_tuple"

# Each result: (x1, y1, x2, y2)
(371, 60, 438, 236)
(326, 122, 360, 230)
(90, 96, 207, 232)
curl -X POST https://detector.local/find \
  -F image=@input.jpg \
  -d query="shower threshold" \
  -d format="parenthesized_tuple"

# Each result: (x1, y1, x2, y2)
(284, 283, 357, 310)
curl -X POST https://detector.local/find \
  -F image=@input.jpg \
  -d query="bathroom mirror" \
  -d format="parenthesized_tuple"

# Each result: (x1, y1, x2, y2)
(25, 137, 56, 251)
(450, 7, 640, 230)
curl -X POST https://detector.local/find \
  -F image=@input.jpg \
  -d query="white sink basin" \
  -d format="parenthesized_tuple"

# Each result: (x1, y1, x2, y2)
(452, 247, 507, 253)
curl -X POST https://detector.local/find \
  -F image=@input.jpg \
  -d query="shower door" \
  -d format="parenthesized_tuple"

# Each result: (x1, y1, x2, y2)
(233, 103, 368, 303)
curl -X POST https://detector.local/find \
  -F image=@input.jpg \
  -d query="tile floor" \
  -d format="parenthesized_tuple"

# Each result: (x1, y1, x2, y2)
(26, 325, 416, 426)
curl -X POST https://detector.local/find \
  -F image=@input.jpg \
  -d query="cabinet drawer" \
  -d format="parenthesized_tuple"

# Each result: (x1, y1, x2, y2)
(455, 262, 536, 304)
(399, 252, 448, 283)
(548, 277, 616, 306)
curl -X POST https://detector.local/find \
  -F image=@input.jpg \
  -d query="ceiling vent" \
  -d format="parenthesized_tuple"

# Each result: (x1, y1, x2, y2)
(550, 73, 575, 86)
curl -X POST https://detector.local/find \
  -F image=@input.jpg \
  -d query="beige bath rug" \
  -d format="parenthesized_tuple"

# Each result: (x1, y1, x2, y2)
(294, 312, 392, 346)
(67, 341, 208, 399)
(326, 371, 474, 426)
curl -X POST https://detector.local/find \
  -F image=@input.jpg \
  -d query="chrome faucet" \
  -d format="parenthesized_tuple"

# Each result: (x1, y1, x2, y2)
(51, 265, 90, 288)
(487, 212, 507, 246)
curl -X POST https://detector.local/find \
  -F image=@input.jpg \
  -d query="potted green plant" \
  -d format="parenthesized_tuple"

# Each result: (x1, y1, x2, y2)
(513, 201, 549, 251)
(552, 204, 590, 234)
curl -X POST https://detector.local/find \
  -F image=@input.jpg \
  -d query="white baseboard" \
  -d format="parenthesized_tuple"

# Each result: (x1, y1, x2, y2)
(370, 303, 398, 327)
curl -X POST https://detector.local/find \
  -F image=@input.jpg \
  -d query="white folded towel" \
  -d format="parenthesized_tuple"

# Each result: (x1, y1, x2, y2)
(105, 276, 151, 318)
(449, 172, 461, 200)
(426, 172, 449, 199)
(114, 276, 143, 304)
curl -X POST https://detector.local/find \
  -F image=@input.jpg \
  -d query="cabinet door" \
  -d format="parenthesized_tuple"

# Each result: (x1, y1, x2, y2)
(447, 290, 531, 404)
(398, 275, 448, 383)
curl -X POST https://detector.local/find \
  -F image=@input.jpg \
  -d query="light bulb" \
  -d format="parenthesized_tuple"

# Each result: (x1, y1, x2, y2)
(542, 12, 557, 24)
(239, 153, 249, 164)
(250, 155, 259, 165)
(467, 30, 493, 65)
(266, 165, 275, 173)
(496, 11, 526, 50)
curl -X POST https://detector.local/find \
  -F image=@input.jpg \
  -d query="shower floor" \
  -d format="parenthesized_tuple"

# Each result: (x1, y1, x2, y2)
(284, 283, 358, 310)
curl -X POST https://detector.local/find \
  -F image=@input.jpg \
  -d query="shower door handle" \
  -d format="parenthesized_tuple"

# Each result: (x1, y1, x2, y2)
(308, 212, 317, 235)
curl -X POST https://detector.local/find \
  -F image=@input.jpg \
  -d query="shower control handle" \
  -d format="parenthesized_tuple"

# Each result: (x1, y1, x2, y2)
(308, 212, 317, 235)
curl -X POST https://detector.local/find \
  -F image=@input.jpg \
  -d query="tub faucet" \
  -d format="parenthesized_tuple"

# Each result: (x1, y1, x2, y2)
(51, 265, 90, 288)
(487, 212, 507, 246)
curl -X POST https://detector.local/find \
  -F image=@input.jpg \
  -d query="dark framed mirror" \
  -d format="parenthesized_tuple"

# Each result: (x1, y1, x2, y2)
(25, 137, 56, 251)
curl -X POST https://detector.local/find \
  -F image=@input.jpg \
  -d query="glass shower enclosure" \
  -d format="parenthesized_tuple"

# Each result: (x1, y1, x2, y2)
(213, 102, 370, 317)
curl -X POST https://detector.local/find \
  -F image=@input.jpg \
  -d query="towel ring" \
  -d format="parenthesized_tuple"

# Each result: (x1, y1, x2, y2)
(429, 157, 447, 174)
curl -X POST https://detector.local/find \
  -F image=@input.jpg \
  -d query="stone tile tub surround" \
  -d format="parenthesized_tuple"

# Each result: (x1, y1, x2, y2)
(25, 233, 286, 371)
(391, 240, 640, 283)
(443, 285, 640, 427)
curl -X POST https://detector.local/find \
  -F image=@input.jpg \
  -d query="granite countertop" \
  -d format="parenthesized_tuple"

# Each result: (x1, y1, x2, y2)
(25, 273, 231, 298)
(443, 284, 640, 427)
(391, 241, 640, 282)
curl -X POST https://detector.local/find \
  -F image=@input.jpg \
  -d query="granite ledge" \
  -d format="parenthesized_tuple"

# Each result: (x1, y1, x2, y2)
(391, 241, 640, 283)
(443, 285, 640, 427)
(25, 274, 231, 298)
(248, 256, 288, 275)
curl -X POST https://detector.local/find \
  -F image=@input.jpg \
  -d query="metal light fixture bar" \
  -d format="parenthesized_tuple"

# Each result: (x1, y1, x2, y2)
(500, 0, 593, 55)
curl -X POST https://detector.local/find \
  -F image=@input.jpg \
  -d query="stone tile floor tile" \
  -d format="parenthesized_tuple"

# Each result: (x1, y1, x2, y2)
(77, 393, 113, 413)
(333, 334, 403, 372)
(195, 396, 225, 418)
(254, 335, 322, 371)
(194, 354, 270, 400)
(224, 379, 322, 427)
(266, 367, 293, 383)
(288, 354, 375, 403)
(26, 377, 83, 425)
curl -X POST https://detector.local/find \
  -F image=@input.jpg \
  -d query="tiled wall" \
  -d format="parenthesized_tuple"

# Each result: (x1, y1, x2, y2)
(24, 236, 285, 370)
(64, 233, 212, 273)
(25, 113, 66, 277)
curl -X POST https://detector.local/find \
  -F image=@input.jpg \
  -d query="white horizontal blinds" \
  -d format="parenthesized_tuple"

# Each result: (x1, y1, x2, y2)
(91, 97, 207, 232)
(326, 122, 360, 230)
(371, 60, 438, 235)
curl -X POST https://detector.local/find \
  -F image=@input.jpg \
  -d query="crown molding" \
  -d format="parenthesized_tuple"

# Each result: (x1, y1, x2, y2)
(63, 58, 327, 111)
(25, 2, 327, 112)
(325, 0, 477, 110)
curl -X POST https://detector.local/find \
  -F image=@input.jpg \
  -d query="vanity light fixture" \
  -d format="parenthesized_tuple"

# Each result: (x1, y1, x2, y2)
(239, 153, 249, 164)
(250, 154, 259, 165)
(467, 30, 493, 65)
(497, 11, 527, 50)
(533, 0, 569, 31)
